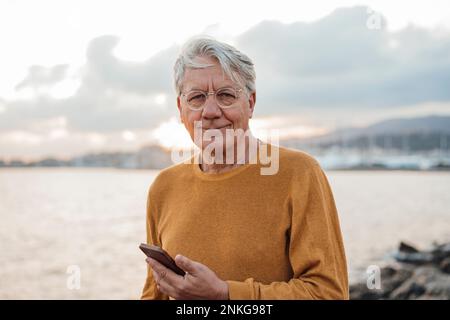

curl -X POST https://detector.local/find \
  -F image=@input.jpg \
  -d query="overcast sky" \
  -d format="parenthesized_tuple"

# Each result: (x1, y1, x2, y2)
(1, 0, 450, 160)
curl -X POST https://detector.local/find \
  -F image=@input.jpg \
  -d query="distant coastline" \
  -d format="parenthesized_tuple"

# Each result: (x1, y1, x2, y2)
(1, 152, 450, 171)
(3, 115, 450, 171)
(2, 163, 450, 171)
(1, 146, 449, 171)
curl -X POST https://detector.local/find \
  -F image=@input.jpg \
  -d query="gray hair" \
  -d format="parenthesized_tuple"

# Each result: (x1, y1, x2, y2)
(173, 37, 256, 96)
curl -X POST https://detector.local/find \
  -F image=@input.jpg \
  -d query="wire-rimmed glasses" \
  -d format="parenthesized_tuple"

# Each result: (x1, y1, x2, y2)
(180, 87, 244, 111)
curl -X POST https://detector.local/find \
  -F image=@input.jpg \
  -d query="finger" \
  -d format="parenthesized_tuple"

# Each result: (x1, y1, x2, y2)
(152, 270, 160, 284)
(158, 279, 179, 299)
(152, 270, 167, 285)
(148, 258, 183, 287)
(153, 270, 179, 298)
(146, 257, 159, 267)
(146, 257, 167, 272)
(174, 255, 201, 275)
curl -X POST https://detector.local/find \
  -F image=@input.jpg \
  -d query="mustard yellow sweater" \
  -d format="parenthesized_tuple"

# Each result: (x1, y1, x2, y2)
(141, 145, 349, 300)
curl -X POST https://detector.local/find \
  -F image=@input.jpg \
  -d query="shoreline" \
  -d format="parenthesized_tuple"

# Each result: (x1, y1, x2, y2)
(1, 165, 450, 172)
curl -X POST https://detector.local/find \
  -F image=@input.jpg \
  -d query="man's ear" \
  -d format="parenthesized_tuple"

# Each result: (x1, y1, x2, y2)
(177, 96, 184, 123)
(248, 91, 256, 119)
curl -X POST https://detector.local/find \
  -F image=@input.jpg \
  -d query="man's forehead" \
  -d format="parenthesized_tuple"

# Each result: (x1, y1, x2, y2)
(183, 67, 236, 90)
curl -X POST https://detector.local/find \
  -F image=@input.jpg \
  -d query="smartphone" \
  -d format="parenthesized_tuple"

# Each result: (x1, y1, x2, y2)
(139, 243, 186, 276)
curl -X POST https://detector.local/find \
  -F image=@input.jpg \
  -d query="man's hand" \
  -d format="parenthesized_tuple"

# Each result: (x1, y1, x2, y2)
(146, 254, 229, 300)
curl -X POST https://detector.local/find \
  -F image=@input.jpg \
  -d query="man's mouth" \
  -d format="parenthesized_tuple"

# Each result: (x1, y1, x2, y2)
(203, 124, 233, 130)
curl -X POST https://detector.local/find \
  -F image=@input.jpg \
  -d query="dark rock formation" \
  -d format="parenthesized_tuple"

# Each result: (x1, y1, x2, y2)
(350, 241, 450, 300)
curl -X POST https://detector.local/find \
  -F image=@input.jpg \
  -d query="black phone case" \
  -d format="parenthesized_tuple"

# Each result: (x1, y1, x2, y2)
(139, 243, 186, 276)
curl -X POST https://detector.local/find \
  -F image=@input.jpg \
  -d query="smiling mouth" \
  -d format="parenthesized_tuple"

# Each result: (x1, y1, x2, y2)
(203, 124, 233, 130)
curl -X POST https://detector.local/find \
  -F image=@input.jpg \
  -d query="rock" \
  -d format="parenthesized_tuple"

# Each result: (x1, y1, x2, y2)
(422, 277, 450, 299)
(349, 283, 383, 300)
(433, 242, 450, 255)
(439, 257, 450, 274)
(393, 241, 435, 265)
(393, 251, 434, 265)
(390, 279, 426, 299)
(389, 266, 447, 299)
(413, 265, 439, 279)
(381, 266, 397, 278)
(380, 268, 412, 298)
(349, 267, 413, 299)
(431, 243, 450, 264)
(399, 241, 419, 253)
(351, 241, 450, 300)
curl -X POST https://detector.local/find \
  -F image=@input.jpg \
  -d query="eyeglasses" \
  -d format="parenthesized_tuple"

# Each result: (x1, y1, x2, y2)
(180, 87, 244, 111)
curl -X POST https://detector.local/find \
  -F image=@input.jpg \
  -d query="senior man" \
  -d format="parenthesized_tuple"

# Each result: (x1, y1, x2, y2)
(141, 37, 348, 300)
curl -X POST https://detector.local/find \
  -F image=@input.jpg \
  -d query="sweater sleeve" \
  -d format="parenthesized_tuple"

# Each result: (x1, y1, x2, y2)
(226, 163, 349, 300)
(140, 185, 170, 300)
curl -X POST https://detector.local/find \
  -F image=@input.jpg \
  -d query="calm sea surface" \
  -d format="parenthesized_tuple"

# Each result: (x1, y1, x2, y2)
(1, 168, 449, 299)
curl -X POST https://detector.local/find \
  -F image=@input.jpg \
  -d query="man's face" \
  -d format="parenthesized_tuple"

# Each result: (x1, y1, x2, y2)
(177, 56, 256, 150)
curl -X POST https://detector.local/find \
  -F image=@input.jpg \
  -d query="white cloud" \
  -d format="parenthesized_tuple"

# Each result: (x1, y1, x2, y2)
(154, 94, 167, 106)
(236, 7, 450, 112)
(151, 117, 193, 149)
(29, 116, 67, 133)
(1, 4, 450, 159)
(0, 130, 43, 145)
(121, 130, 136, 142)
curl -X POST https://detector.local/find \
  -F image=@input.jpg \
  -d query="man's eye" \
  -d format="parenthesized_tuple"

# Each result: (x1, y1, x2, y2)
(189, 94, 204, 101)
(218, 92, 236, 98)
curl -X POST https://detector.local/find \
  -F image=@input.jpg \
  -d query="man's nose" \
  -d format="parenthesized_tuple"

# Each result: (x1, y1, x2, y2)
(201, 94, 222, 119)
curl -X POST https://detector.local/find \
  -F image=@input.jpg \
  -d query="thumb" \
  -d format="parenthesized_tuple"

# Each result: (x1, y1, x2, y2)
(175, 255, 198, 275)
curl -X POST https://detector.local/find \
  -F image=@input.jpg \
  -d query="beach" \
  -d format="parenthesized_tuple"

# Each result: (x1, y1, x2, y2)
(1, 168, 449, 299)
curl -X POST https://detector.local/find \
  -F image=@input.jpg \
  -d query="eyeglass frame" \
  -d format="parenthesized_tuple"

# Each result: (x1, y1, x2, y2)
(180, 87, 245, 111)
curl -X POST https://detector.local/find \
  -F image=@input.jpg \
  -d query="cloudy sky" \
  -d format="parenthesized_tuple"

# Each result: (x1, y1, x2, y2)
(1, 0, 450, 160)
